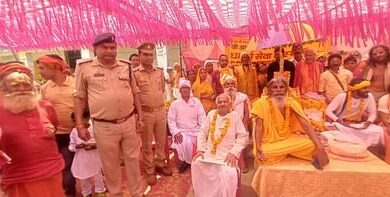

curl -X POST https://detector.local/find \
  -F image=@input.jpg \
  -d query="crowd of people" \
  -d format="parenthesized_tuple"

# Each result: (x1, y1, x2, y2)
(0, 31, 389, 197)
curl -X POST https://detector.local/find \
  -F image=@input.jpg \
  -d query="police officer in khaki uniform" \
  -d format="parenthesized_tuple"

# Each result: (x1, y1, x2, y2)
(134, 42, 173, 186)
(73, 33, 144, 197)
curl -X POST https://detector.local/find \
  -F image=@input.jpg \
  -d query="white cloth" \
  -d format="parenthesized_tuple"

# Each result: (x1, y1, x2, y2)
(168, 97, 206, 163)
(378, 94, 389, 113)
(322, 122, 384, 148)
(197, 110, 248, 159)
(69, 127, 103, 180)
(179, 78, 191, 89)
(232, 92, 249, 120)
(172, 135, 197, 164)
(80, 172, 106, 196)
(192, 110, 248, 197)
(325, 92, 377, 122)
(191, 160, 238, 197)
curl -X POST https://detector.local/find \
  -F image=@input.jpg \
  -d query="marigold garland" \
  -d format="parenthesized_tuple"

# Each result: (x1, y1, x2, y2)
(210, 111, 230, 154)
(268, 98, 291, 133)
(344, 91, 365, 122)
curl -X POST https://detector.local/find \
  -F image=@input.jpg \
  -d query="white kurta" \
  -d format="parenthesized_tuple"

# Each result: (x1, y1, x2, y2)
(168, 97, 206, 163)
(192, 110, 248, 197)
(325, 92, 377, 122)
(69, 127, 103, 180)
(232, 92, 249, 120)
(324, 92, 383, 147)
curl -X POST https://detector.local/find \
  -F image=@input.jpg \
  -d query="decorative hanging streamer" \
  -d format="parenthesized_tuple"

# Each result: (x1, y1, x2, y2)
(0, 0, 389, 51)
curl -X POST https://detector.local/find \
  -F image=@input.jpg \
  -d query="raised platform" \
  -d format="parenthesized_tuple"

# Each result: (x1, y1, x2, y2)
(252, 153, 390, 197)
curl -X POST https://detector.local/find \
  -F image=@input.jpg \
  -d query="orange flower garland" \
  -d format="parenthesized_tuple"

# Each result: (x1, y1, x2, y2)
(210, 111, 230, 154)
(268, 98, 291, 133)
(344, 91, 366, 122)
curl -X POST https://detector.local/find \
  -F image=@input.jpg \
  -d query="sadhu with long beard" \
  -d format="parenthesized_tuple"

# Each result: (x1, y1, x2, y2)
(0, 62, 64, 197)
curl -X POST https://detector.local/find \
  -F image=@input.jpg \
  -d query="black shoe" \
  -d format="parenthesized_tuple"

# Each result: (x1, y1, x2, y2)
(156, 166, 173, 176)
(178, 162, 190, 174)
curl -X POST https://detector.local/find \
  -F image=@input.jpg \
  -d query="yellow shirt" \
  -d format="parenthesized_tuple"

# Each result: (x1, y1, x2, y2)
(40, 76, 75, 133)
(235, 64, 259, 100)
(319, 68, 353, 101)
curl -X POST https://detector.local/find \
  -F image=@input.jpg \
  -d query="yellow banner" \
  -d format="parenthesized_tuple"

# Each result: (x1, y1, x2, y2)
(226, 37, 331, 65)
(226, 37, 250, 64)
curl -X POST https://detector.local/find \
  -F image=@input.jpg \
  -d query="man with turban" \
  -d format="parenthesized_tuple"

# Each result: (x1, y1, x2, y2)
(251, 77, 328, 168)
(191, 93, 248, 197)
(324, 79, 383, 148)
(36, 54, 77, 197)
(168, 79, 206, 173)
(0, 62, 64, 197)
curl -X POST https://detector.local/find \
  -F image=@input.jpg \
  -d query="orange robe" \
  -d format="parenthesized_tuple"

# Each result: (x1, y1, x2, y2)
(294, 61, 322, 95)
(192, 71, 215, 113)
(235, 64, 259, 101)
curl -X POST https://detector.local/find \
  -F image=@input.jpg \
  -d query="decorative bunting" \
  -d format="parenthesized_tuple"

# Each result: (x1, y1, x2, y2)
(0, 0, 388, 51)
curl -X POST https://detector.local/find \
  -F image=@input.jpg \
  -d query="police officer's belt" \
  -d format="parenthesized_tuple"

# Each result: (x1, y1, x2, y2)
(93, 110, 135, 124)
(141, 104, 164, 112)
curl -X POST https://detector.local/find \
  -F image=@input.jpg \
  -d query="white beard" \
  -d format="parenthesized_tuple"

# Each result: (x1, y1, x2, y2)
(2, 91, 41, 113)
(272, 95, 287, 111)
(224, 87, 237, 101)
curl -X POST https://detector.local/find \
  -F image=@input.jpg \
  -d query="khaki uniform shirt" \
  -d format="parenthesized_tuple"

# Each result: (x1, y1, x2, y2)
(133, 65, 165, 108)
(73, 58, 139, 120)
(40, 76, 75, 134)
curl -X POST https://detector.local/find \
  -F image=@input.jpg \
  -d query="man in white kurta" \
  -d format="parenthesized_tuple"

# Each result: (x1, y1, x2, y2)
(222, 74, 250, 173)
(168, 79, 206, 173)
(324, 79, 383, 147)
(192, 94, 248, 197)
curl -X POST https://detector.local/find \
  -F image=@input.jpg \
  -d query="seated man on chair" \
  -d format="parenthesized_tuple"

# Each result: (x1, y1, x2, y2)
(191, 93, 248, 197)
(324, 78, 383, 148)
(251, 77, 328, 167)
(168, 79, 206, 173)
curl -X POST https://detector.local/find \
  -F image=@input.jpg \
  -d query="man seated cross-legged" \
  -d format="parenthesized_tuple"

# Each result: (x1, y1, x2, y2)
(251, 77, 328, 167)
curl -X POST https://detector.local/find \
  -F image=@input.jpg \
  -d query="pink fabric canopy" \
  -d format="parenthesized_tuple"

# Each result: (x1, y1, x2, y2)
(0, 0, 389, 51)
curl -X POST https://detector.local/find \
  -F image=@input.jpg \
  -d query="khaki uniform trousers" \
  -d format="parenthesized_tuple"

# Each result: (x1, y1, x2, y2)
(140, 109, 167, 175)
(93, 116, 143, 197)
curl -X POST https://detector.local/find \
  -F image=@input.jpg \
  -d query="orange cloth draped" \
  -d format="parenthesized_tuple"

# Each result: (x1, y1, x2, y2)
(37, 56, 69, 71)
(252, 155, 390, 197)
(294, 61, 322, 94)
(235, 64, 259, 101)
(251, 96, 314, 165)
(6, 173, 64, 197)
(192, 69, 214, 112)
(251, 96, 309, 144)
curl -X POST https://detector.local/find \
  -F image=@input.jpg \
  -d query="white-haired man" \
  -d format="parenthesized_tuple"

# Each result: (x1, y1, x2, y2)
(222, 74, 251, 173)
(251, 77, 328, 167)
(191, 93, 248, 197)
(168, 79, 206, 173)
(0, 62, 64, 197)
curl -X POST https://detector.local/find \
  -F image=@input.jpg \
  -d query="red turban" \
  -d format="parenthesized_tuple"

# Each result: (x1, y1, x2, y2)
(0, 63, 33, 80)
(37, 55, 69, 71)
